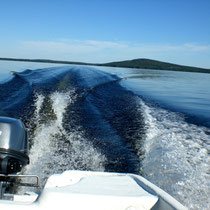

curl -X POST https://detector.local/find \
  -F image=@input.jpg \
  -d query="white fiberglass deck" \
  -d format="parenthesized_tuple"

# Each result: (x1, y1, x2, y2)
(0, 170, 187, 210)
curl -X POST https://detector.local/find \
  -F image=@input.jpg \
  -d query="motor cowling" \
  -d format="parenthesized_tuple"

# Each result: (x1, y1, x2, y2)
(0, 117, 29, 174)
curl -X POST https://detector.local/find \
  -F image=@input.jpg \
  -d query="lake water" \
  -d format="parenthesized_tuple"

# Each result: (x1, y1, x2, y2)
(0, 61, 210, 209)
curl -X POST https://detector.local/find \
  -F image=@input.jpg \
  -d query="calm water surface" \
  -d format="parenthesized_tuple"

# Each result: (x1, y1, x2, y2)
(100, 66, 210, 126)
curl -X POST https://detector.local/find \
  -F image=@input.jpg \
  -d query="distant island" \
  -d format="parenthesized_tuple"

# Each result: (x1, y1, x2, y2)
(0, 57, 210, 74)
(102, 58, 210, 73)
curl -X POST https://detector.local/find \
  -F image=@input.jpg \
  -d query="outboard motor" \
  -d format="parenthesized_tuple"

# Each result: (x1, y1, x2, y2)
(0, 117, 29, 174)
(0, 117, 39, 200)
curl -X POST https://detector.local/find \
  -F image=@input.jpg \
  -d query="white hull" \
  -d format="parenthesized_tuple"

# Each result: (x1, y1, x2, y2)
(0, 170, 187, 210)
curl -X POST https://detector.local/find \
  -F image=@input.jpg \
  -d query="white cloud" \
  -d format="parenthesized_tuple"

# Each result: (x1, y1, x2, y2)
(124, 42, 210, 53)
(182, 43, 210, 51)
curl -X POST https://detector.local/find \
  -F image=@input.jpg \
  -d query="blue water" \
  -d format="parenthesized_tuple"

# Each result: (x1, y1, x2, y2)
(100, 66, 210, 127)
(0, 61, 210, 209)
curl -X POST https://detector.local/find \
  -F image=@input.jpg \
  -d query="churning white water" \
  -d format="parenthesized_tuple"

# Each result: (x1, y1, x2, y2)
(139, 99, 210, 210)
(23, 92, 210, 209)
(24, 91, 106, 186)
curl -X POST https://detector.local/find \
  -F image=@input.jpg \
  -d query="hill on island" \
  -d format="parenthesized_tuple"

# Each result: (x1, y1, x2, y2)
(0, 57, 210, 73)
(102, 58, 210, 73)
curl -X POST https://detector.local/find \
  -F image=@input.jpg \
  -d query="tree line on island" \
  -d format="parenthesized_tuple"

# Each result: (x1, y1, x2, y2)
(0, 57, 209, 73)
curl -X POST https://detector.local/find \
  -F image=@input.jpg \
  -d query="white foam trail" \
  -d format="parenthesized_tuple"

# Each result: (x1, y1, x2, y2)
(50, 92, 71, 128)
(24, 91, 106, 187)
(34, 93, 44, 118)
(139, 99, 210, 210)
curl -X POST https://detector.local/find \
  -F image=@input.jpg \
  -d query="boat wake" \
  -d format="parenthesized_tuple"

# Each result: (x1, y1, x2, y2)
(0, 66, 143, 182)
(24, 91, 106, 185)
(139, 100, 210, 209)
(0, 66, 209, 209)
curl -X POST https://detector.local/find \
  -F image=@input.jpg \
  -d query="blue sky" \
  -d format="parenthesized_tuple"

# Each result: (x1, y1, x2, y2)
(0, 0, 210, 68)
